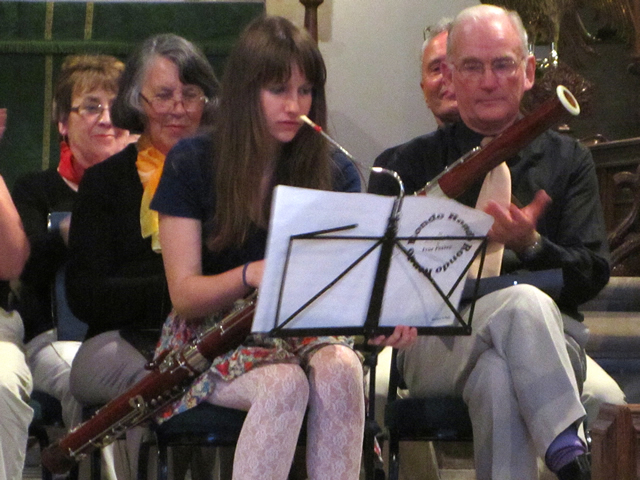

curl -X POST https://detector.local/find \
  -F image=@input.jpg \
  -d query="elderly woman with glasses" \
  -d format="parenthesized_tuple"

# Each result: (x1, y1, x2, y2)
(65, 33, 219, 478)
(9, 55, 132, 436)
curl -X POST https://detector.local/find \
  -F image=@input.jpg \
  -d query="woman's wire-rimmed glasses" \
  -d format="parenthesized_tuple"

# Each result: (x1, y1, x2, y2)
(70, 101, 110, 119)
(140, 90, 209, 114)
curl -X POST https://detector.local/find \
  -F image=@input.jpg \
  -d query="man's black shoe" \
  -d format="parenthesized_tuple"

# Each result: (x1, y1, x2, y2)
(556, 453, 591, 480)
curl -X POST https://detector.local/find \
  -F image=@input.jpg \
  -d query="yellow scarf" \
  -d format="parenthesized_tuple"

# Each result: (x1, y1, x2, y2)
(135, 135, 165, 252)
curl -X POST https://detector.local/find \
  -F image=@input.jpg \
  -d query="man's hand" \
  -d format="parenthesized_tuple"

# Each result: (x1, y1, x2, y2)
(484, 190, 551, 253)
(367, 325, 418, 349)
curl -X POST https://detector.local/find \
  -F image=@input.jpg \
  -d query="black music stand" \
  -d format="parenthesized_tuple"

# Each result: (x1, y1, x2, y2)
(269, 226, 486, 480)
(255, 177, 490, 480)
(258, 180, 489, 338)
(267, 229, 487, 338)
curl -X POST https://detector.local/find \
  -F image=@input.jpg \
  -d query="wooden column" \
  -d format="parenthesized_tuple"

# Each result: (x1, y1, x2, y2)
(633, 0, 640, 59)
(590, 403, 638, 480)
(299, 0, 324, 42)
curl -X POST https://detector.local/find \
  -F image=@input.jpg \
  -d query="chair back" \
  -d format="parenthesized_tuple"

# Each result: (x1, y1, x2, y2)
(48, 211, 88, 342)
(383, 348, 473, 480)
(52, 266, 87, 341)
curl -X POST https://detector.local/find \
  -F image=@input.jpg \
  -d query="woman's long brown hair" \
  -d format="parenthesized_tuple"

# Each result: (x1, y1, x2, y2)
(207, 15, 332, 251)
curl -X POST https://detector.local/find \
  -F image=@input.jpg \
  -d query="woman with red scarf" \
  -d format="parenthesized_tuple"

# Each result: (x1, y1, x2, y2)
(10, 55, 133, 435)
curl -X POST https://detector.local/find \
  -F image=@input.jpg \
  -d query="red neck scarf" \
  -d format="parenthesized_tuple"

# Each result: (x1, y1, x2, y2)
(57, 141, 84, 189)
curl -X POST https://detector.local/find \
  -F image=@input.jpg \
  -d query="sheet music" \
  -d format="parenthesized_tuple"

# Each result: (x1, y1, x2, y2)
(252, 186, 493, 333)
(377, 196, 478, 328)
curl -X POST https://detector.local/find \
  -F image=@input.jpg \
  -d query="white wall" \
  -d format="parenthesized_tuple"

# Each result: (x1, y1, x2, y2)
(267, 0, 478, 182)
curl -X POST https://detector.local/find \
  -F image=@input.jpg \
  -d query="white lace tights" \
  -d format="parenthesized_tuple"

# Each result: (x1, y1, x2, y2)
(206, 344, 365, 480)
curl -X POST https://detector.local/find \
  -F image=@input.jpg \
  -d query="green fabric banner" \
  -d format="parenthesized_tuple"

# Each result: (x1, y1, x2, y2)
(0, 1, 263, 189)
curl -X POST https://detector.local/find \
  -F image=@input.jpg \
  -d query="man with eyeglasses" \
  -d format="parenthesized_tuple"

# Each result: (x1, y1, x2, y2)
(369, 4, 610, 479)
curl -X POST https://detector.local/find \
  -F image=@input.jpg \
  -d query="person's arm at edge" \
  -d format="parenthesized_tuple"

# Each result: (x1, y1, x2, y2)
(0, 175, 29, 280)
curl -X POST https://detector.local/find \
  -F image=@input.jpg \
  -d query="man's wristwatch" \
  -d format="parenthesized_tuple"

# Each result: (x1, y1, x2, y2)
(519, 232, 543, 262)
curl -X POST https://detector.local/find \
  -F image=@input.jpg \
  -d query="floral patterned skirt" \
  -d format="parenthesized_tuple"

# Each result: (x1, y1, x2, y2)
(153, 304, 357, 423)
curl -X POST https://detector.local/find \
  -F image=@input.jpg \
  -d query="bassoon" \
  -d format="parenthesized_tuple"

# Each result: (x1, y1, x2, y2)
(417, 85, 580, 199)
(41, 294, 257, 474)
(41, 85, 580, 475)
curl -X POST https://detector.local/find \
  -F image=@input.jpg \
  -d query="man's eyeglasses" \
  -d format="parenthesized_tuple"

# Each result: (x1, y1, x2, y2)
(140, 90, 208, 114)
(453, 57, 523, 81)
(70, 101, 110, 118)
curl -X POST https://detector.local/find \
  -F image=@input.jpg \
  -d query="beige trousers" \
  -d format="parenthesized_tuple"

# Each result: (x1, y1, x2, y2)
(398, 284, 585, 480)
(0, 308, 33, 480)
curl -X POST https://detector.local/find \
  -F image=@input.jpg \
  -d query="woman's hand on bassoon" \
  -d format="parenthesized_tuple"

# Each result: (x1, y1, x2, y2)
(367, 325, 417, 349)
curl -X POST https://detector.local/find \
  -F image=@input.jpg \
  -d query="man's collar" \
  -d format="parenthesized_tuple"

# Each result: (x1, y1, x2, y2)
(450, 120, 486, 150)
